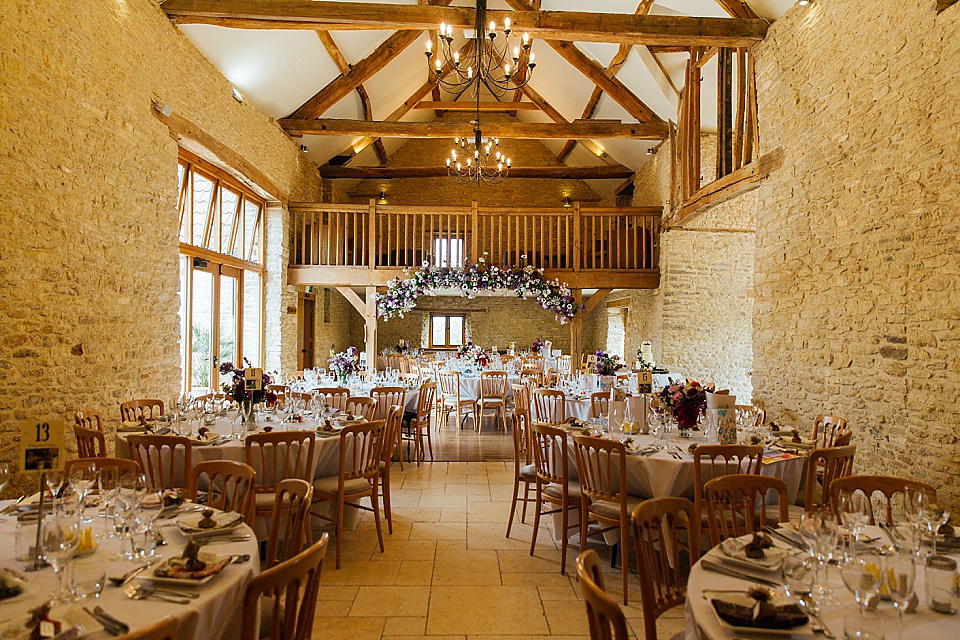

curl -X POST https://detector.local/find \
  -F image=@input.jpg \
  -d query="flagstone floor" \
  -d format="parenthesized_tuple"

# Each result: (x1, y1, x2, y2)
(311, 451, 687, 639)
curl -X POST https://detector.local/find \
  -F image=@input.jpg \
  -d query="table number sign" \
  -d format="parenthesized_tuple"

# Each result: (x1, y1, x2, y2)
(243, 367, 263, 391)
(20, 418, 65, 472)
(717, 409, 737, 445)
(637, 371, 653, 393)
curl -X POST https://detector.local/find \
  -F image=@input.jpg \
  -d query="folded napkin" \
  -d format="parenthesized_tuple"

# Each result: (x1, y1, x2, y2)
(119, 421, 148, 432)
(710, 597, 808, 630)
(177, 511, 244, 534)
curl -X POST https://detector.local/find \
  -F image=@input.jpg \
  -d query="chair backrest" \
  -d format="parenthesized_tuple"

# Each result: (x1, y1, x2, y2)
(512, 384, 531, 425)
(385, 354, 405, 372)
(803, 444, 857, 512)
(510, 413, 531, 471)
(75, 410, 104, 431)
(589, 392, 610, 419)
(371, 387, 405, 420)
(829, 474, 935, 526)
(576, 550, 630, 640)
(336, 421, 386, 486)
(245, 431, 316, 495)
(384, 405, 403, 463)
(267, 384, 291, 394)
(532, 389, 566, 424)
(813, 415, 848, 448)
(118, 616, 178, 640)
(703, 474, 789, 546)
(265, 478, 314, 568)
(480, 371, 507, 398)
(556, 355, 573, 376)
(631, 497, 699, 640)
(74, 424, 107, 458)
(186, 460, 257, 526)
(437, 370, 460, 399)
(755, 408, 766, 427)
(414, 382, 436, 428)
(243, 534, 329, 640)
(126, 434, 192, 490)
(572, 434, 627, 513)
(521, 371, 544, 388)
(524, 355, 545, 372)
(692, 444, 763, 527)
(345, 396, 376, 420)
(312, 387, 350, 411)
(120, 399, 164, 422)
(285, 371, 305, 384)
(833, 428, 853, 447)
(530, 422, 569, 486)
(64, 456, 141, 479)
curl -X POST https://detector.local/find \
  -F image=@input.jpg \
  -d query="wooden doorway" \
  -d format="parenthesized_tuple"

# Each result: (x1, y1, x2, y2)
(298, 292, 316, 370)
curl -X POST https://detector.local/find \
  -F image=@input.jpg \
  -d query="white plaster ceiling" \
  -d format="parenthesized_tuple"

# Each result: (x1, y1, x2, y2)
(177, 1, 794, 197)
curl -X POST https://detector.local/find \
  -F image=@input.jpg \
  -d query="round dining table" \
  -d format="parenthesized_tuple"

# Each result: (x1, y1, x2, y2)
(0, 501, 259, 639)
(684, 526, 960, 639)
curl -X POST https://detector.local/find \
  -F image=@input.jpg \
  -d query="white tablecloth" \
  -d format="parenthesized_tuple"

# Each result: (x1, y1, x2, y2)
(684, 526, 960, 639)
(0, 501, 259, 639)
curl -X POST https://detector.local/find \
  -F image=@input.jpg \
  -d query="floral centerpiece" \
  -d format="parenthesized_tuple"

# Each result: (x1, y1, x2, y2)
(594, 350, 623, 376)
(375, 258, 577, 324)
(219, 360, 276, 426)
(394, 340, 411, 354)
(531, 338, 544, 355)
(328, 347, 360, 383)
(456, 342, 490, 368)
(655, 380, 714, 430)
(634, 349, 653, 371)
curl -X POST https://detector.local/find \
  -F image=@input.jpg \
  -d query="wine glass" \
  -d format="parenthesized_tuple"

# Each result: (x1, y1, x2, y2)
(903, 488, 927, 552)
(225, 402, 241, 439)
(113, 472, 145, 560)
(838, 490, 871, 551)
(41, 517, 80, 602)
(840, 552, 882, 637)
(884, 550, 916, 640)
(782, 552, 815, 599)
(68, 461, 96, 524)
(800, 508, 839, 604)
(0, 462, 10, 523)
(922, 502, 950, 556)
(138, 488, 164, 558)
(275, 399, 291, 429)
(97, 467, 119, 538)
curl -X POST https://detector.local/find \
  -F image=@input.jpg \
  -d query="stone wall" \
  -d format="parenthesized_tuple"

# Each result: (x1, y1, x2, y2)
(0, 0, 327, 491)
(753, 0, 960, 507)
(312, 287, 364, 368)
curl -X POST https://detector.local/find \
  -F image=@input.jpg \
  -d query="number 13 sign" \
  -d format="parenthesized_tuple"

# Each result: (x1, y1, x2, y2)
(20, 418, 65, 472)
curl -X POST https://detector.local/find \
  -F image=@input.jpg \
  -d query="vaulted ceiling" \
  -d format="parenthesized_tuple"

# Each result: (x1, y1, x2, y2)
(172, 0, 796, 196)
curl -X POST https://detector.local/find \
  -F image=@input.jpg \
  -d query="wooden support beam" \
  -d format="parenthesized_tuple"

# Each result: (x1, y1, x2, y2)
(162, 1, 769, 47)
(364, 286, 378, 372)
(672, 148, 784, 226)
(280, 118, 670, 139)
(716, 47, 733, 178)
(570, 289, 583, 366)
(317, 165, 635, 179)
(413, 101, 539, 111)
(714, 0, 761, 20)
(517, 85, 617, 161)
(583, 288, 613, 315)
(693, 47, 719, 69)
(335, 286, 366, 315)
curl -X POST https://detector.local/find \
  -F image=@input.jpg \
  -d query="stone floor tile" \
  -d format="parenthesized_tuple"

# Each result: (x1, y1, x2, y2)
(542, 599, 591, 636)
(396, 559, 434, 585)
(310, 616, 385, 639)
(321, 560, 402, 585)
(440, 507, 468, 522)
(374, 538, 438, 562)
(409, 522, 467, 540)
(432, 548, 502, 585)
(382, 617, 427, 636)
(315, 584, 360, 601)
(349, 585, 431, 617)
(466, 500, 514, 522)
(418, 492, 469, 509)
(427, 586, 549, 635)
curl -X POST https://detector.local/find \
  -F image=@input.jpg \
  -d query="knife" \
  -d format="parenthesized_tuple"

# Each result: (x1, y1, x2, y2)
(86, 606, 129, 636)
(764, 526, 808, 551)
(700, 559, 782, 587)
(118, 562, 152, 587)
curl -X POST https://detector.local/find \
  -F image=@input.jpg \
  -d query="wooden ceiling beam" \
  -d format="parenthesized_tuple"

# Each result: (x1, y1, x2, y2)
(162, 1, 769, 47)
(317, 165, 636, 179)
(413, 101, 539, 111)
(516, 85, 616, 161)
(714, 0, 761, 20)
(280, 118, 669, 139)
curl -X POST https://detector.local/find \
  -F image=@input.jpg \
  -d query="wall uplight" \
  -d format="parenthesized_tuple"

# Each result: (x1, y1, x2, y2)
(562, 196, 572, 208)
(232, 88, 244, 103)
(377, 189, 388, 204)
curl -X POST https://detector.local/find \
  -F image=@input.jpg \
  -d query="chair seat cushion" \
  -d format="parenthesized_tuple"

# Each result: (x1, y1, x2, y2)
(519, 464, 536, 480)
(588, 495, 644, 521)
(312, 476, 372, 496)
(255, 490, 289, 511)
(544, 482, 581, 502)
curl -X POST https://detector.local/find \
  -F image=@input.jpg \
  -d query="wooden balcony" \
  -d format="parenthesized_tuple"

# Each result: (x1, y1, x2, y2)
(287, 201, 661, 290)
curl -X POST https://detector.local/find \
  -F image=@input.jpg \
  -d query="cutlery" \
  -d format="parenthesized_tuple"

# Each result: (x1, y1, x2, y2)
(700, 559, 782, 587)
(123, 583, 190, 604)
(145, 586, 200, 600)
(84, 606, 129, 636)
(202, 535, 251, 544)
(108, 562, 151, 587)
(1, 495, 26, 515)
(231, 553, 251, 564)
(764, 526, 808, 551)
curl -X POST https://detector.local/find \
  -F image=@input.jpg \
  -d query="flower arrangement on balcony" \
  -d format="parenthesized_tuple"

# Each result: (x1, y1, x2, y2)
(655, 380, 715, 430)
(456, 342, 490, 368)
(376, 259, 577, 324)
(593, 350, 624, 376)
(328, 347, 360, 383)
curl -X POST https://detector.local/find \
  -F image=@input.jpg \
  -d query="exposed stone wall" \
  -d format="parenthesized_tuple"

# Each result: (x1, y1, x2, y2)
(0, 0, 325, 493)
(311, 287, 364, 368)
(753, 0, 960, 507)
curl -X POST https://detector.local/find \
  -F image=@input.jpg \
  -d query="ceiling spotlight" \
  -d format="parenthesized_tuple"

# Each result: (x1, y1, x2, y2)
(232, 88, 244, 103)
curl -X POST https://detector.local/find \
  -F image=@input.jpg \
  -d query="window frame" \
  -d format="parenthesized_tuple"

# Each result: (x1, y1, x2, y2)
(429, 313, 466, 349)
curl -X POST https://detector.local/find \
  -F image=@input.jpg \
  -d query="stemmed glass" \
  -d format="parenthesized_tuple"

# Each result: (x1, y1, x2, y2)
(68, 462, 96, 524)
(41, 517, 80, 602)
(883, 550, 916, 640)
(838, 490, 870, 552)
(225, 402, 241, 439)
(903, 488, 927, 553)
(840, 552, 882, 637)
(275, 398, 291, 429)
(0, 463, 10, 523)
(799, 507, 839, 604)
(922, 501, 950, 557)
(113, 472, 145, 560)
(45, 470, 66, 515)
(782, 552, 815, 599)
(138, 487, 164, 558)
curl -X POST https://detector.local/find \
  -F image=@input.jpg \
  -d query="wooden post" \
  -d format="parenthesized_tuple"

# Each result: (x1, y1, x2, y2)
(470, 200, 479, 263)
(570, 289, 583, 367)
(572, 201, 582, 272)
(367, 199, 377, 268)
(716, 47, 733, 179)
(365, 286, 377, 371)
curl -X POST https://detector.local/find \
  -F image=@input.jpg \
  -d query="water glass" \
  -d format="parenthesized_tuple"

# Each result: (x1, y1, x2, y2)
(838, 490, 871, 548)
(925, 555, 958, 614)
(72, 559, 106, 599)
(782, 552, 815, 597)
(843, 608, 885, 640)
(800, 508, 839, 603)
(41, 518, 80, 601)
(884, 550, 916, 640)
(98, 467, 120, 538)
(922, 502, 950, 556)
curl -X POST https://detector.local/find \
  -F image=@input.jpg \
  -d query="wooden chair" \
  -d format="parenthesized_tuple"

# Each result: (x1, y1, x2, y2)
(755, 408, 766, 427)
(506, 413, 535, 538)
(573, 434, 642, 604)
(245, 431, 316, 528)
(532, 389, 567, 425)
(524, 355, 545, 372)
(385, 353, 405, 372)
(185, 460, 257, 526)
(834, 428, 853, 447)
(311, 387, 349, 411)
(403, 382, 436, 464)
(241, 534, 329, 640)
(64, 456, 140, 478)
(437, 370, 478, 432)
(74, 424, 107, 458)
(285, 371, 305, 384)
(266, 384, 291, 395)
(521, 371, 544, 388)
(311, 420, 387, 568)
(118, 616, 178, 640)
(345, 396, 376, 421)
(478, 371, 508, 433)
(829, 474, 936, 526)
(703, 474, 790, 546)
(265, 478, 314, 568)
(530, 423, 581, 575)
(511, 383, 531, 429)
(589, 392, 610, 419)
(631, 497, 699, 640)
(794, 444, 857, 517)
(371, 386, 405, 421)
(555, 355, 573, 379)
(576, 550, 630, 640)
(120, 399, 164, 422)
(379, 406, 404, 534)
(74, 410, 104, 431)
(692, 444, 763, 539)
(126, 434, 192, 490)
(813, 415, 848, 448)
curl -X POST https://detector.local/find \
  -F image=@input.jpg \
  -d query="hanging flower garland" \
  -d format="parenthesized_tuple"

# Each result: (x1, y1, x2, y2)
(376, 260, 577, 324)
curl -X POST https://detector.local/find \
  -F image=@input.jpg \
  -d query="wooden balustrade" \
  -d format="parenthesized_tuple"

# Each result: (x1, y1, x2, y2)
(288, 201, 661, 289)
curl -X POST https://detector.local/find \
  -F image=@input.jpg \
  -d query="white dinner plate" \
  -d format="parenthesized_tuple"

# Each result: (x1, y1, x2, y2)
(704, 590, 817, 637)
(717, 536, 789, 571)
(144, 552, 230, 586)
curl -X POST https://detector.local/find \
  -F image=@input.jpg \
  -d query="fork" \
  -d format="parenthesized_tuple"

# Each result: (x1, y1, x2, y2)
(122, 583, 190, 604)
